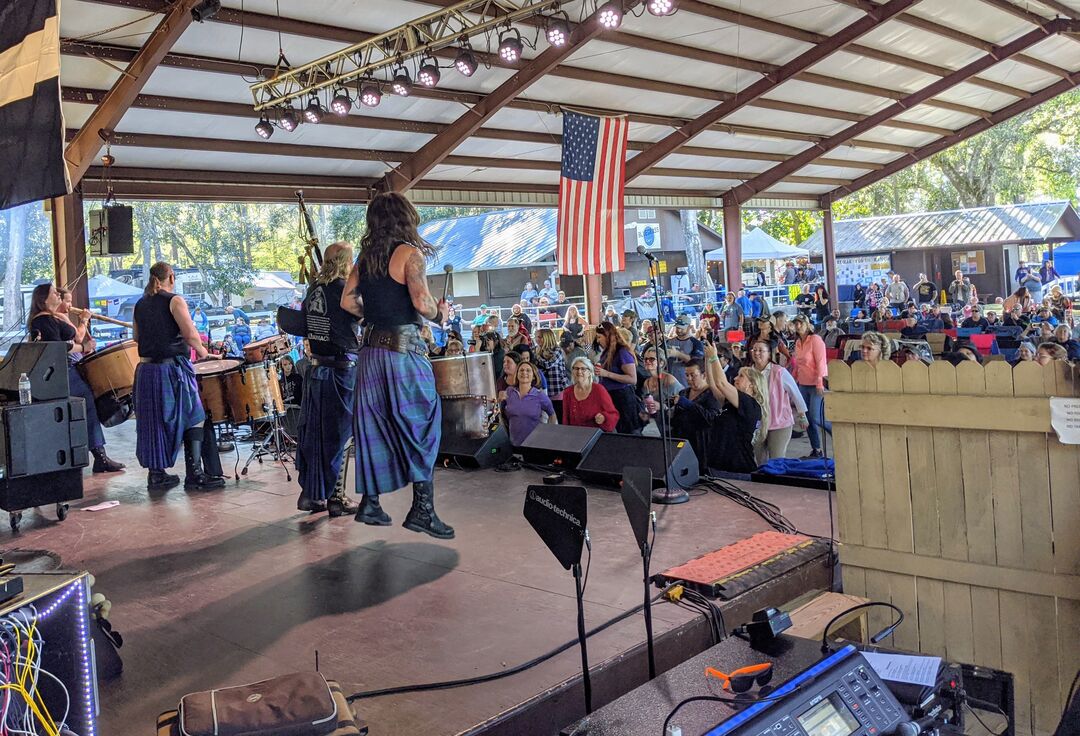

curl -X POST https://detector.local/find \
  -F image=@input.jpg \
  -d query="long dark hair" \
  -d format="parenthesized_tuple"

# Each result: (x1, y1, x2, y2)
(26, 283, 53, 335)
(357, 192, 437, 278)
(144, 261, 173, 297)
(595, 321, 632, 370)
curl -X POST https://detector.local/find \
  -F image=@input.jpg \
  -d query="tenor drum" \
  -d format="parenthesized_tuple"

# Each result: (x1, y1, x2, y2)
(76, 340, 139, 427)
(432, 354, 497, 439)
(243, 335, 291, 364)
(193, 359, 240, 424)
(431, 353, 496, 400)
(224, 361, 285, 424)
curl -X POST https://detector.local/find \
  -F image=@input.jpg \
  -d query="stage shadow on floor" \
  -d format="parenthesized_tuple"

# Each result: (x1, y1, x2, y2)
(99, 538, 459, 708)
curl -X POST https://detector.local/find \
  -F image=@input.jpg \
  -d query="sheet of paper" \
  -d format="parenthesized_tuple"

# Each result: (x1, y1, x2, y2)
(81, 500, 120, 512)
(862, 652, 940, 687)
(1050, 397, 1080, 445)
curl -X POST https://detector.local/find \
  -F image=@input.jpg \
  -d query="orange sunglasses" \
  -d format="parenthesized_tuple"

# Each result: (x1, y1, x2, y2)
(705, 662, 774, 693)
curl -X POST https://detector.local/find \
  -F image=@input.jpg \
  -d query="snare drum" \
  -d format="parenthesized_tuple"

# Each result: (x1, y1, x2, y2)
(243, 335, 291, 363)
(76, 340, 139, 427)
(224, 361, 285, 424)
(193, 359, 241, 424)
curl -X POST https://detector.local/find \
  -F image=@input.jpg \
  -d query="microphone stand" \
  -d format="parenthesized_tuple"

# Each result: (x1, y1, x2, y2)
(641, 512, 657, 678)
(645, 256, 688, 505)
(573, 560, 593, 714)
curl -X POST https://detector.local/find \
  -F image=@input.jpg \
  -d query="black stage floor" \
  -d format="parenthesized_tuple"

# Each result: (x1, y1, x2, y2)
(0, 424, 834, 735)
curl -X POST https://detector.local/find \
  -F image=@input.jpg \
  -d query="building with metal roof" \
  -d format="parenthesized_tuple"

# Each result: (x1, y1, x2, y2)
(799, 200, 1080, 299)
(419, 206, 724, 307)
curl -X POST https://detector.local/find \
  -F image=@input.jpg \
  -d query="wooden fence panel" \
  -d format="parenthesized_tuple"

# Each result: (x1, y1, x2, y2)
(928, 362, 966, 562)
(985, 362, 1022, 568)
(829, 361, 1080, 735)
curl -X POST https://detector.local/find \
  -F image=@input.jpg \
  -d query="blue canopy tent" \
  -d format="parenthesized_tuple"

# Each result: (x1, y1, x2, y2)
(1044, 241, 1080, 275)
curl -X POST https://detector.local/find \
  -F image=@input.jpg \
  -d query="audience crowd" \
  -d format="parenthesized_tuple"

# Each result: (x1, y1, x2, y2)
(416, 267, 1078, 476)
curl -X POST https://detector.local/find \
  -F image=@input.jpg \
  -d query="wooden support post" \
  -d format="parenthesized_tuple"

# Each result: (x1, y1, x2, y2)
(722, 200, 742, 291)
(50, 191, 89, 308)
(823, 204, 839, 307)
(584, 274, 603, 324)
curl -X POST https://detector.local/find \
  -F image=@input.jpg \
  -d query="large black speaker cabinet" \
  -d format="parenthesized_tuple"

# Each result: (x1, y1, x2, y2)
(0, 398, 89, 477)
(438, 425, 513, 469)
(88, 205, 134, 256)
(519, 424, 602, 468)
(0, 342, 69, 401)
(576, 433, 699, 490)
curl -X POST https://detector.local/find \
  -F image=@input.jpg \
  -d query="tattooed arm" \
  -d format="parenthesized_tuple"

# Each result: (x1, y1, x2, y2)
(402, 247, 444, 322)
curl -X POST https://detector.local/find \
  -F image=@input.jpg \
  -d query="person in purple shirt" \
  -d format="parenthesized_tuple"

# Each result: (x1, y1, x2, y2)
(503, 362, 557, 446)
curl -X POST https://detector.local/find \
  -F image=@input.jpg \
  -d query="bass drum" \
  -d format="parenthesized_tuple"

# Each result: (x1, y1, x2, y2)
(224, 361, 285, 424)
(193, 359, 241, 424)
(76, 340, 139, 427)
(431, 353, 496, 400)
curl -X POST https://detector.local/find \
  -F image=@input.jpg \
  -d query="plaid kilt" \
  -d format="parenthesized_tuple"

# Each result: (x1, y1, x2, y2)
(353, 346, 441, 496)
(296, 364, 356, 501)
(134, 358, 206, 469)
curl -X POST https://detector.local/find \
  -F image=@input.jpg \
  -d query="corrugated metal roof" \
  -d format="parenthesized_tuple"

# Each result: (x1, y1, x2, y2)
(801, 201, 1080, 255)
(419, 208, 557, 273)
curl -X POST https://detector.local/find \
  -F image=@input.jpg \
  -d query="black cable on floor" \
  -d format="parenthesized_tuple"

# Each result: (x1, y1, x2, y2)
(345, 584, 682, 703)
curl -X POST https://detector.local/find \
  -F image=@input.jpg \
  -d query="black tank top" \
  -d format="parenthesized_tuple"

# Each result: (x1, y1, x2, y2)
(357, 244, 422, 328)
(303, 279, 360, 357)
(134, 291, 187, 359)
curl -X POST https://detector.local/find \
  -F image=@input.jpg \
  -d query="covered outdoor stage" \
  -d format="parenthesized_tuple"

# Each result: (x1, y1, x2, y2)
(8, 423, 833, 735)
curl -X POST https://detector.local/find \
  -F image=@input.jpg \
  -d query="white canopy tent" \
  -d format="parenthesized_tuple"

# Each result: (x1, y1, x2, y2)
(705, 229, 809, 262)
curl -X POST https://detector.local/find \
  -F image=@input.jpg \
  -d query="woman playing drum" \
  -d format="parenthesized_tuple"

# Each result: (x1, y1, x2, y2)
(26, 284, 124, 473)
(132, 262, 225, 491)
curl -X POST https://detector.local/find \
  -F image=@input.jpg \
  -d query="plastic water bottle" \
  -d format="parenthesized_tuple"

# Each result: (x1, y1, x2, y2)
(17, 373, 31, 405)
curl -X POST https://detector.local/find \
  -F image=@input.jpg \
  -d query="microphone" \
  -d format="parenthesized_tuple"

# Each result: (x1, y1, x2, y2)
(636, 244, 658, 262)
(895, 714, 938, 736)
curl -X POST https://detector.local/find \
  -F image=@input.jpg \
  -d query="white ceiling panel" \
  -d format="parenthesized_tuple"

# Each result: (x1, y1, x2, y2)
(700, 0, 863, 36)
(101, 146, 391, 178)
(908, 0, 1033, 46)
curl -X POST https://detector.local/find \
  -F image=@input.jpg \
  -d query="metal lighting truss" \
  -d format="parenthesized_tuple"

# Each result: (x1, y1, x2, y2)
(250, 0, 561, 110)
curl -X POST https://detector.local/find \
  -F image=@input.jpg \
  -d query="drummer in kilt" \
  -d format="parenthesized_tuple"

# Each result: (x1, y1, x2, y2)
(344, 192, 453, 539)
(132, 262, 225, 491)
(294, 242, 361, 516)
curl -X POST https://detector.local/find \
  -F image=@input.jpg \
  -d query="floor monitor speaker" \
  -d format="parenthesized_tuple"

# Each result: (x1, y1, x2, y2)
(519, 424, 602, 468)
(438, 425, 513, 469)
(576, 433, 698, 491)
(0, 342, 69, 401)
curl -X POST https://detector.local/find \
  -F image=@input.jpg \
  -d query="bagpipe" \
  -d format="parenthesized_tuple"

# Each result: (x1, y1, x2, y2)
(277, 190, 321, 338)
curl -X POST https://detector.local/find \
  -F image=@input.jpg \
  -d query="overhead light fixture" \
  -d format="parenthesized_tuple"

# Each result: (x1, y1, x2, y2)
(597, 2, 623, 29)
(330, 88, 352, 116)
(546, 15, 570, 47)
(304, 95, 324, 124)
(190, 0, 221, 22)
(279, 106, 299, 132)
(255, 115, 273, 139)
(360, 81, 382, 107)
(417, 58, 441, 87)
(498, 29, 524, 63)
(391, 67, 412, 96)
(455, 47, 478, 77)
(646, 0, 676, 15)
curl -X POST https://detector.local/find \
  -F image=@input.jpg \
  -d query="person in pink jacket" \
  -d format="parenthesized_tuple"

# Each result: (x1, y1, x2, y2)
(791, 314, 829, 459)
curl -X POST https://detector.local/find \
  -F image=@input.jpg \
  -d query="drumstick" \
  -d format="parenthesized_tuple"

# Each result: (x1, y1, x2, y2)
(442, 264, 453, 304)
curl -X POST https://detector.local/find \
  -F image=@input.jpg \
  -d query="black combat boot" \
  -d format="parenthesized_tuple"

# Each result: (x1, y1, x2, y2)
(296, 492, 327, 513)
(354, 494, 391, 526)
(184, 428, 226, 490)
(91, 447, 125, 473)
(147, 469, 179, 491)
(402, 481, 454, 539)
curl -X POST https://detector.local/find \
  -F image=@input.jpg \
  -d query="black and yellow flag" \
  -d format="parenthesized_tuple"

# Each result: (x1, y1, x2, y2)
(0, 0, 69, 210)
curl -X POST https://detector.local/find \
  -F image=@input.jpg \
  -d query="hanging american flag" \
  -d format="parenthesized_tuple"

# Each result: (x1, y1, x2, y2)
(557, 110, 629, 276)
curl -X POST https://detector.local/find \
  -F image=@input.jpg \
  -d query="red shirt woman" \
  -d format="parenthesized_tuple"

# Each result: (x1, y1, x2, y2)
(561, 356, 619, 432)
